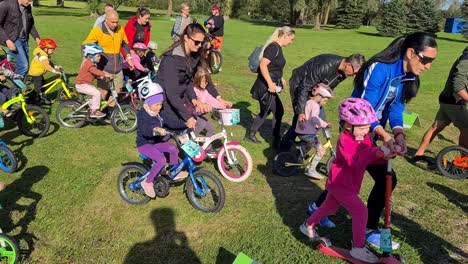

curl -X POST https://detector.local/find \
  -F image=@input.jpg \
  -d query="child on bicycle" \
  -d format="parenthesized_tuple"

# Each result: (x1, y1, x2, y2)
(28, 38, 62, 105)
(300, 98, 393, 263)
(144, 41, 160, 73)
(123, 42, 149, 81)
(76, 43, 113, 119)
(295, 84, 334, 180)
(137, 82, 186, 198)
(190, 65, 232, 137)
(0, 66, 17, 118)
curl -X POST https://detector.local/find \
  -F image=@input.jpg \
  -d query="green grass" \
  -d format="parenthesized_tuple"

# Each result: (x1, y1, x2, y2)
(1, 1, 467, 263)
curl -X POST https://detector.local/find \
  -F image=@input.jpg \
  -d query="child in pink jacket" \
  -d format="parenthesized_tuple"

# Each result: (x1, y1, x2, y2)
(123, 43, 149, 80)
(295, 84, 334, 180)
(300, 98, 393, 263)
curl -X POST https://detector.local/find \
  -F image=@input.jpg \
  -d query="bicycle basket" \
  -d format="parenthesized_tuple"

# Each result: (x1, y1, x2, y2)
(218, 109, 240, 126)
(181, 140, 201, 158)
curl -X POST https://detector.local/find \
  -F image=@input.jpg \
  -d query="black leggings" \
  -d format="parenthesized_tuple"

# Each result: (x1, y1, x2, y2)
(249, 94, 284, 138)
(315, 163, 397, 229)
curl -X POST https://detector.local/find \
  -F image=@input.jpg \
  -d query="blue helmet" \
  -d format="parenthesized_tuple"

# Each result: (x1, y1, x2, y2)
(82, 43, 104, 61)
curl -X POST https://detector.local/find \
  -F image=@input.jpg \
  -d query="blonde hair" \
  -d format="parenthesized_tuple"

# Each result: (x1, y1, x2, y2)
(259, 26, 295, 60)
(194, 64, 211, 87)
(180, 3, 189, 10)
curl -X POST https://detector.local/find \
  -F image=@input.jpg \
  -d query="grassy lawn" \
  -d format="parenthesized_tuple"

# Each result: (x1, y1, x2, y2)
(0, 1, 467, 263)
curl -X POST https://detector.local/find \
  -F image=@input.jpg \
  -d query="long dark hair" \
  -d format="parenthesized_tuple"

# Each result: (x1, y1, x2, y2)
(162, 22, 206, 66)
(354, 32, 437, 103)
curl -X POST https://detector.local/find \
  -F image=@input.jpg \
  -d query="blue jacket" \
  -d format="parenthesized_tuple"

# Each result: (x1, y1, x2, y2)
(136, 108, 186, 147)
(351, 58, 415, 131)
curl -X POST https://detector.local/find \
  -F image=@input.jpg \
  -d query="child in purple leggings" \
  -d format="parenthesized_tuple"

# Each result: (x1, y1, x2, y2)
(136, 82, 185, 198)
(300, 98, 393, 263)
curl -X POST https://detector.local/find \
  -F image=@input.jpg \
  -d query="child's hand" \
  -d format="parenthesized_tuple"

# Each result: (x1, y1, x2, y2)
(219, 98, 233, 108)
(55, 65, 63, 71)
(0, 76, 5, 82)
(153, 127, 167, 136)
(105, 73, 114, 80)
(380, 146, 396, 160)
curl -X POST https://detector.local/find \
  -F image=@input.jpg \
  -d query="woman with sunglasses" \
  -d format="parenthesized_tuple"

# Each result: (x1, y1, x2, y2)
(156, 23, 212, 129)
(244, 26, 295, 148)
(306, 32, 437, 250)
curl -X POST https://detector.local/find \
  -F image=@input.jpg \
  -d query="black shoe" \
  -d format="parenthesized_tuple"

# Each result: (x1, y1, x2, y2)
(40, 94, 53, 105)
(244, 129, 261, 144)
(411, 155, 435, 166)
(272, 137, 280, 150)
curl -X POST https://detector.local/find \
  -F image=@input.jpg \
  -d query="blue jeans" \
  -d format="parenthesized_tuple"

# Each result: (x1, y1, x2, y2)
(10, 38, 30, 76)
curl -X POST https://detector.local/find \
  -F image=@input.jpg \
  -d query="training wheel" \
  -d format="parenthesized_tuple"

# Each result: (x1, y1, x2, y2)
(319, 237, 332, 247)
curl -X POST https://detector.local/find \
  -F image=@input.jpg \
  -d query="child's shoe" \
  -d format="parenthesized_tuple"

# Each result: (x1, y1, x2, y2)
(366, 229, 400, 250)
(141, 180, 155, 198)
(307, 203, 336, 228)
(299, 222, 319, 241)
(349, 246, 379, 263)
(40, 93, 52, 105)
(304, 168, 324, 180)
(90, 110, 106, 119)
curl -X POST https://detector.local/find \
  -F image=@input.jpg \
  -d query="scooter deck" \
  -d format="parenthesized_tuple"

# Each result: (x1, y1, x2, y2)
(318, 243, 369, 264)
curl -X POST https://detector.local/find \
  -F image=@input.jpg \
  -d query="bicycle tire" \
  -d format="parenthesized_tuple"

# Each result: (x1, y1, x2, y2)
(326, 155, 335, 177)
(0, 233, 20, 264)
(210, 49, 223, 74)
(436, 146, 468, 179)
(57, 86, 79, 101)
(16, 105, 50, 138)
(217, 145, 253, 182)
(56, 100, 86, 128)
(185, 170, 225, 213)
(111, 104, 137, 133)
(274, 152, 299, 177)
(0, 145, 17, 173)
(117, 163, 151, 205)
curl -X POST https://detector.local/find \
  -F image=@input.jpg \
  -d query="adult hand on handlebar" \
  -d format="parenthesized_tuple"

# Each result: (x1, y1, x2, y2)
(186, 117, 196, 129)
(394, 133, 407, 155)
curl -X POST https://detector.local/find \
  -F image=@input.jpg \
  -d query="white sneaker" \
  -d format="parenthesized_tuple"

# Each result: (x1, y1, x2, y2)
(349, 246, 379, 263)
(304, 169, 324, 180)
(299, 223, 319, 241)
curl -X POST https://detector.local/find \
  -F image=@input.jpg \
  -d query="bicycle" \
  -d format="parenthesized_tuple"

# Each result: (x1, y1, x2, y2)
(274, 128, 336, 177)
(0, 141, 17, 173)
(0, 47, 15, 72)
(121, 71, 157, 111)
(436, 145, 467, 179)
(206, 34, 222, 74)
(0, 77, 50, 138)
(191, 109, 253, 182)
(55, 79, 137, 133)
(117, 130, 225, 213)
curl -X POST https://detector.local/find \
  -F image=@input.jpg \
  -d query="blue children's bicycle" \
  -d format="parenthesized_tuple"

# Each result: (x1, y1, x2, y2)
(117, 130, 225, 213)
(0, 141, 17, 173)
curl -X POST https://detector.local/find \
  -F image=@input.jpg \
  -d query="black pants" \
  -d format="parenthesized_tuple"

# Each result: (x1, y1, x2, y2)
(249, 93, 284, 139)
(314, 163, 397, 229)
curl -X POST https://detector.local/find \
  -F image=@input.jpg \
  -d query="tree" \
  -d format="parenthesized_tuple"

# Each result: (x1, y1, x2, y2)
(335, 0, 365, 29)
(407, 0, 441, 33)
(167, 0, 173, 16)
(377, 0, 407, 36)
(57, 0, 64, 7)
(461, 0, 468, 38)
(87, 0, 101, 17)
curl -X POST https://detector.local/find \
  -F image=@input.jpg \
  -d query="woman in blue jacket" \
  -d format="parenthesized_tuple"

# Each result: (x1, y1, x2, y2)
(306, 32, 438, 249)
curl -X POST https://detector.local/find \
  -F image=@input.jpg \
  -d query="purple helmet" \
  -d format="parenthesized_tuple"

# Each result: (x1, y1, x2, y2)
(338, 98, 378, 126)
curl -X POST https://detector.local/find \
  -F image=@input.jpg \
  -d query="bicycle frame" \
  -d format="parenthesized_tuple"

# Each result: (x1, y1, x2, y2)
(285, 129, 336, 168)
(1, 94, 35, 124)
(42, 73, 69, 95)
(0, 47, 15, 72)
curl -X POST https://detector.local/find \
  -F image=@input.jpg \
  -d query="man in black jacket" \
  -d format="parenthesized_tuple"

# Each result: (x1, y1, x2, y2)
(278, 54, 365, 152)
(0, 0, 41, 76)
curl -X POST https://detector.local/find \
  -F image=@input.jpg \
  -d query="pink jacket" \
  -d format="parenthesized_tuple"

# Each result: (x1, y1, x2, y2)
(185, 87, 226, 115)
(295, 99, 328, 135)
(327, 131, 385, 195)
(123, 53, 146, 72)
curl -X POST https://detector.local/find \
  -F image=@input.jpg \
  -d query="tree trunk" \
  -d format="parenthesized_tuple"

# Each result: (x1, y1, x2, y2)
(323, 4, 331, 25)
(167, 0, 173, 17)
(56, 0, 64, 7)
(314, 13, 321, 30)
(290, 2, 297, 26)
(33, 0, 39, 6)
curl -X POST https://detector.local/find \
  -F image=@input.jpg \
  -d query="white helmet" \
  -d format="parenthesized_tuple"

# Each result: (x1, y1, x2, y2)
(138, 81, 164, 100)
(312, 83, 334, 98)
(147, 41, 158, 50)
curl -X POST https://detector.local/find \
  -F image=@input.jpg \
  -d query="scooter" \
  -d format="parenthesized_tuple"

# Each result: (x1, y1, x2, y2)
(317, 160, 405, 263)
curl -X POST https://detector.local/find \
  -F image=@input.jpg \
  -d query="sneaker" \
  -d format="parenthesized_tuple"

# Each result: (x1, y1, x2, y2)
(90, 110, 106, 119)
(299, 222, 319, 241)
(141, 180, 155, 198)
(411, 155, 435, 166)
(40, 93, 53, 105)
(307, 204, 336, 228)
(350, 246, 379, 263)
(366, 229, 400, 250)
(305, 169, 324, 180)
(173, 171, 189, 181)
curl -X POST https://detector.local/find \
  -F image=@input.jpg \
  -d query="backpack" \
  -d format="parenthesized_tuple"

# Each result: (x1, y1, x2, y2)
(248, 46, 263, 73)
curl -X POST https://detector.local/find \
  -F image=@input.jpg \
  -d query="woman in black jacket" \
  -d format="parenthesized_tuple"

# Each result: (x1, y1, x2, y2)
(245, 26, 295, 148)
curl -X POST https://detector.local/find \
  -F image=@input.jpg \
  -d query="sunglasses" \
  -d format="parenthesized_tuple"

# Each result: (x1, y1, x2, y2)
(188, 35, 205, 46)
(416, 52, 436, 65)
(348, 64, 359, 76)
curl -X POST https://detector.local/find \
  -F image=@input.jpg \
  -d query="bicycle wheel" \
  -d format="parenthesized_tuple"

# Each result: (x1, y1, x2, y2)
(16, 105, 50, 138)
(436, 146, 468, 179)
(186, 170, 225, 213)
(274, 152, 299, 177)
(326, 155, 335, 177)
(56, 100, 86, 128)
(117, 163, 151, 205)
(111, 104, 137, 133)
(57, 86, 79, 101)
(217, 145, 253, 182)
(0, 233, 20, 264)
(0, 145, 17, 173)
(210, 49, 223, 74)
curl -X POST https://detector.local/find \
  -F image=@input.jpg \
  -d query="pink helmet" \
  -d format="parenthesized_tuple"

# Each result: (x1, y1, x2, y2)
(339, 98, 378, 126)
(312, 83, 334, 98)
(133, 42, 148, 51)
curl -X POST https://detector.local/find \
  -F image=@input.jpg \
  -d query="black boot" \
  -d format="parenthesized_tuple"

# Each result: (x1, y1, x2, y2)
(244, 129, 261, 144)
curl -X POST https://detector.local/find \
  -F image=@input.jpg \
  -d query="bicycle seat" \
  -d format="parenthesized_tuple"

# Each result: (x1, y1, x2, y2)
(139, 154, 150, 160)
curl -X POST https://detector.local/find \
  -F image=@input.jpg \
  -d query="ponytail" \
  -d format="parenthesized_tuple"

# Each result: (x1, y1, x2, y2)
(259, 26, 295, 60)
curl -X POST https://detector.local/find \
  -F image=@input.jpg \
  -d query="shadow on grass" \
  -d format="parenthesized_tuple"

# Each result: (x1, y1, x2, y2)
(215, 246, 237, 264)
(0, 166, 48, 259)
(356, 31, 382, 38)
(426, 182, 468, 214)
(123, 207, 201, 264)
(436, 36, 468, 44)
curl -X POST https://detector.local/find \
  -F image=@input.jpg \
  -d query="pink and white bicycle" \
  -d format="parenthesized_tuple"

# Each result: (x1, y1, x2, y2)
(191, 109, 253, 182)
